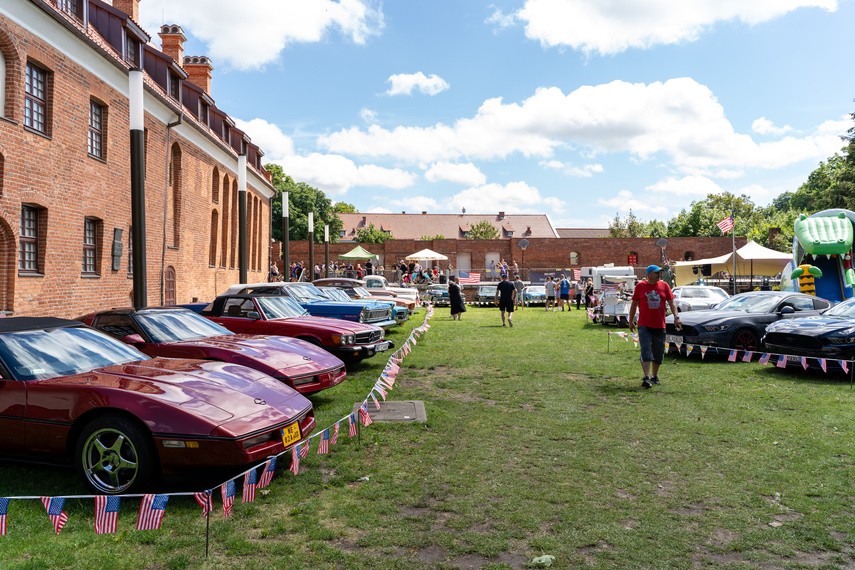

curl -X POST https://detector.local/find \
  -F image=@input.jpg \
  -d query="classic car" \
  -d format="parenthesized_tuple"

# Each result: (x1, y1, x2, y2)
(361, 275, 420, 302)
(672, 286, 730, 312)
(193, 294, 392, 362)
(78, 307, 347, 394)
(521, 285, 547, 306)
(421, 284, 450, 306)
(762, 297, 855, 369)
(222, 282, 396, 329)
(476, 285, 498, 305)
(316, 286, 409, 324)
(665, 291, 832, 354)
(0, 317, 315, 494)
(314, 277, 417, 314)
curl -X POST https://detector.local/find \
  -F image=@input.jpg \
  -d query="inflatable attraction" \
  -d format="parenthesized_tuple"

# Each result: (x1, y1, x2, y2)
(791, 209, 855, 301)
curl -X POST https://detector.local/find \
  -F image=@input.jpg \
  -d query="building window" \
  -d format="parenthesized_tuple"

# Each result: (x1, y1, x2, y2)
(211, 167, 219, 202)
(506, 231, 514, 237)
(169, 74, 179, 100)
(25, 62, 48, 134)
(570, 252, 578, 265)
(88, 100, 106, 160)
(339, 230, 346, 238)
(209, 210, 219, 266)
(83, 217, 100, 275)
(126, 37, 139, 67)
(19, 205, 40, 272)
(627, 252, 638, 265)
(57, 0, 82, 20)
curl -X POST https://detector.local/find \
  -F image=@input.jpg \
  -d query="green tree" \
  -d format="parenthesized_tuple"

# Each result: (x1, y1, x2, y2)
(607, 210, 645, 237)
(333, 202, 358, 213)
(355, 223, 392, 244)
(466, 220, 499, 239)
(667, 193, 757, 237)
(265, 164, 343, 243)
(420, 234, 445, 240)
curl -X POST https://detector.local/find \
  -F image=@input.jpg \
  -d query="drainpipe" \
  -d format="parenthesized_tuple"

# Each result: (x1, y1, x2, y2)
(239, 154, 247, 283)
(129, 69, 147, 309)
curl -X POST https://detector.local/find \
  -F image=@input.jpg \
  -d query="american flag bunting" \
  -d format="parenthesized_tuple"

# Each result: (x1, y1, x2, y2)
(840, 360, 849, 374)
(0, 497, 9, 536)
(243, 469, 258, 503)
(819, 358, 827, 373)
(317, 429, 330, 454)
(300, 438, 310, 458)
(700, 346, 707, 358)
(573, 269, 581, 280)
(800, 356, 809, 370)
(359, 405, 374, 426)
(742, 351, 753, 362)
(289, 446, 300, 476)
(348, 413, 358, 437)
(194, 491, 213, 518)
(94, 495, 120, 534)
(728, 350, 737, 362)
(332, 422, 340, 446)
(258, 458, 276, 489)
(777, 355, 788, 368)
(759, 353, 770, 365)
(221, 480, 236, 518)
(41, 497, 68, 535)
(136, 494, 168, 530)
(371, 392, 381, 411)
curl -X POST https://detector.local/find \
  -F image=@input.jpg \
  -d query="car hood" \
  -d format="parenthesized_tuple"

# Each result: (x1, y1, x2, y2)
(165, 334, 343, 374)
(766, 315, 855, 337)
(271, 315, 382, 334)
(300, 299, 361, 313)
(41, 358, 310, 426)
(668, 310, 757, 327)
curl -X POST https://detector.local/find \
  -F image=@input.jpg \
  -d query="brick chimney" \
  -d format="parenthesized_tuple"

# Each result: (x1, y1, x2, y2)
(158, 25, 186, 65)
(183, 56, 213, 94)
(113, 0, 140, 22)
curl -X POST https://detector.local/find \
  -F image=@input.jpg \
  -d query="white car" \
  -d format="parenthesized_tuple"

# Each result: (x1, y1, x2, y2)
(672, 286, 730, 312)
(361, 275, 420, 303)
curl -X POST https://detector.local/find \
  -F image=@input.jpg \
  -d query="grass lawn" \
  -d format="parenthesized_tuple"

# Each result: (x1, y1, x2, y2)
(1, 305, 854, 569)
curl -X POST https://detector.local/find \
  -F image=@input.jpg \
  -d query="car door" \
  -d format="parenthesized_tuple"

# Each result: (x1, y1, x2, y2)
(0, 372, 27, 452)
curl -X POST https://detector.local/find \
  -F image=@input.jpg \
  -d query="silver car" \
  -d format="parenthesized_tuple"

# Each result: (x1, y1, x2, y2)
(672, 286, 730, 312)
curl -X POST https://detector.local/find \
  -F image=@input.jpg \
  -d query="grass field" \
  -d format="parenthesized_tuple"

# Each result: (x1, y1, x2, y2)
(1, 305, 854, 569)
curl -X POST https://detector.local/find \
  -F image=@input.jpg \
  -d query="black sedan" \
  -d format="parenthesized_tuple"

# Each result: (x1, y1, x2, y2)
(665, 291, 832, 354)
(763, 298, 855, 369)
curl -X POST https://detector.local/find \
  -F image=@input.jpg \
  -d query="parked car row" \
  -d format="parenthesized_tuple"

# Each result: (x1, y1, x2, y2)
(1, 281, 414, 496)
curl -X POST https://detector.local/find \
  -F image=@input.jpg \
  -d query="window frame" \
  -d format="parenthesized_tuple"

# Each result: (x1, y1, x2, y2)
(19, 205, 41, 274)
(24, 62, 49, 134)
(82, 217, 101, 276)
(88, 100, 106, 160)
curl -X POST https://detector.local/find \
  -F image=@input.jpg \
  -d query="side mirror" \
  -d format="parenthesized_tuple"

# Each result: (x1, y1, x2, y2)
(123, 334, 145, 344)
(247, 311, 261, 320)
(779, 306, 795, 314)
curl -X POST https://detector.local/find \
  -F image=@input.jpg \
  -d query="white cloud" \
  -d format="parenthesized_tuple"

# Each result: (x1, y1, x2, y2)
(644, 175, 724, 196)
(752, 117, 793, 135)
(448, 181, 565, 215)
(232, 118, 295, 158)
(275, 153, 415, 195)
(356, 165, 417, 188)
(138, 0, 384, 71)
(386, 72, 450, 96)
(360, 108, 378, 123)
(485, 7, 517, 31)
(319, 78, 846, 172)
(598, 190, 670, 216)
(424, 162, 487, 186)
(517, 0, 837, 55)
(539, 160, 603, 177)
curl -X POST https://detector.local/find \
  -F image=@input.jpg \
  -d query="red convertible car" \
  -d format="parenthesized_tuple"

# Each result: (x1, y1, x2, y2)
(0, 317, 315, 495)
(78, 307, 347, 394)
(188, 294, 393, 362)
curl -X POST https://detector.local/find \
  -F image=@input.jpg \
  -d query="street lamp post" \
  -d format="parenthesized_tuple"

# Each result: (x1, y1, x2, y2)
(281, 192, 289, 279)
(324, 224, 330, 278)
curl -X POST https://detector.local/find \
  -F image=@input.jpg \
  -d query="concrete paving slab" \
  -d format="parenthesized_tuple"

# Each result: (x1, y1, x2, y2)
(352, 400, 427, 423)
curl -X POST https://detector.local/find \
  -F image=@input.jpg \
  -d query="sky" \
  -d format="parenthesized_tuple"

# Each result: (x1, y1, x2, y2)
(137, 0, 855, 229)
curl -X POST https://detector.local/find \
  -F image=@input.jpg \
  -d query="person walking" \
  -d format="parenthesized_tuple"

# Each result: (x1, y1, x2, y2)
(558, 274, 572, 311)
(448, 276, 466, 320)
(575, 279, 585, 309)
(545, 276, 556, 311)
(628, 265, 682, 389)
(585, 279, 595, 308)
(514, 275, 525, 310)
(495, 273, 517, 327)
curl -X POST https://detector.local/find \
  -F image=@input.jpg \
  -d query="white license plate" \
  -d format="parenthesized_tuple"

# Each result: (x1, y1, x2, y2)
(376, 342, 389, 352)
(666, 335, 682, 344)
(787, 355, 800, 362)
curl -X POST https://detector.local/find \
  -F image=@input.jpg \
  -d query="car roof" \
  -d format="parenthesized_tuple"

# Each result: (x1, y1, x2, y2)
(0, 316, 84, 334)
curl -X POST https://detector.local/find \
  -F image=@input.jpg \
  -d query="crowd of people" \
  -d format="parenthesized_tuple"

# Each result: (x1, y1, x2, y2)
(267, 261, 388, 282)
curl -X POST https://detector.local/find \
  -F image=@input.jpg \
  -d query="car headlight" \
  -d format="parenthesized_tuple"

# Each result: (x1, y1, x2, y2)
(331, 334, 355, 346)
(702, 325, 731, 332)
(359, 309, 367, 322)
(827, 336, 855, 345)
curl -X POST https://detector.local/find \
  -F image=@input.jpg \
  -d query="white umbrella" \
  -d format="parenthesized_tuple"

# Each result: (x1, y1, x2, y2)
(405, 248, 448, 261)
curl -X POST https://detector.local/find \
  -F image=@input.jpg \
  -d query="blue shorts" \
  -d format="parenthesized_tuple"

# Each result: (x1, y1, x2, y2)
(637, 326, 666, 364)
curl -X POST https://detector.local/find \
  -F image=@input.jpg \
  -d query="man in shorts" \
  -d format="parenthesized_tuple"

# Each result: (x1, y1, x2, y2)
(495, 273, 517, 327)
(558, 274, 572, 311)
(514, 275, 525, 310)
(545, 276, 556, 311)
(628, 265, 682, 389)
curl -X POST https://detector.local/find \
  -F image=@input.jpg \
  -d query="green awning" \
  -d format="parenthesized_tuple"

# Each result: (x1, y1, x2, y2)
(338, 245, 379, 260)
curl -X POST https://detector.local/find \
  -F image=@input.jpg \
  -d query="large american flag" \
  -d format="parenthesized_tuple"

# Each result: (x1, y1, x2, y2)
(41, 497, 68, 534)
(458, 271, 480, 284)
(94, 495, 120, 534)
(136, 494, 168, 530)
(242, 469, 258, 503)
(221, 480, 236, 518)
(573, 269, 581, 280)
(258, 458, 276, 489)
(716, 215, 734, 233)
(0, 497, 9, 536)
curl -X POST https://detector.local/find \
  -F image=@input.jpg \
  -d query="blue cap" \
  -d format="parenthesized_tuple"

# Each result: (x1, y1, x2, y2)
(646, 264, 662, 274)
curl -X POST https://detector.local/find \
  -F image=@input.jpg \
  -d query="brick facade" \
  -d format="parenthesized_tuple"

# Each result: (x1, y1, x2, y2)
(0, 1, 273, 317)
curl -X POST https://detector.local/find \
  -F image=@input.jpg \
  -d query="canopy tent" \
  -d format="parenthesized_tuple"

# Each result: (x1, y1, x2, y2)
(671, 241, 792, 286)
(339, 245, 378, 260)
(405, 248, 448, 261)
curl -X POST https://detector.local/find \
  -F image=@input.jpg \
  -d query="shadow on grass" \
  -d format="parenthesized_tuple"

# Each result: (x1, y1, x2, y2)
(753, 365, 855, 387)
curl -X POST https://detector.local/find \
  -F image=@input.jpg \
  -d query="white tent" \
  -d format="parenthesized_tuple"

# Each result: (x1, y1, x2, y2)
(672, 252, 733, 287)
(405, 248, 448, 261)
(671, 241, 792, 286)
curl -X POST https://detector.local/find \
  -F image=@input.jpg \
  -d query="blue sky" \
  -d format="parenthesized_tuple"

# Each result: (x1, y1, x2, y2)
(138, 0, 854, 228)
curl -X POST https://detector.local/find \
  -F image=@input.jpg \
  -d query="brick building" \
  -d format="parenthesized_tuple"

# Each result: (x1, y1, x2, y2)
(0, 0, 274, 316)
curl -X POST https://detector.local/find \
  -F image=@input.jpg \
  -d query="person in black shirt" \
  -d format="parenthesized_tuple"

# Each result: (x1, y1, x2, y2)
(495, 273, 517, 327)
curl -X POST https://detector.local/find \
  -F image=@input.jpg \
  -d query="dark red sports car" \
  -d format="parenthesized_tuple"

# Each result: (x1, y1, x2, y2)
(0, 317, 315, 495)
(78, 307, 347, 394)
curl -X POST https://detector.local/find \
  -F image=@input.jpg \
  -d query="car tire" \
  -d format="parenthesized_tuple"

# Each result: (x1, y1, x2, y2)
(732, 329, 759, 352)
(75, 414, 158, 495)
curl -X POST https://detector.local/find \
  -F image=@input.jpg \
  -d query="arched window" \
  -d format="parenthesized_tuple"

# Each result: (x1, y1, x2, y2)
(169, 143, 182, 247)
(164, 266, 176, 305)
(209, 210, 219, 267)
(211, 166, 219, 202)
(0, 152, 5, 197)
(0, 49, 6, 118)
(570, 251, 578, 265)
(220, 175, 229, 266)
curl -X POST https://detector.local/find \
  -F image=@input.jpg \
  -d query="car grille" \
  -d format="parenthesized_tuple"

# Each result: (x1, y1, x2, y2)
(364, 309, 391, 323)
(666, 323, 700, 336)
(355, 330, 383, 344)
(763, 332, 823, 350)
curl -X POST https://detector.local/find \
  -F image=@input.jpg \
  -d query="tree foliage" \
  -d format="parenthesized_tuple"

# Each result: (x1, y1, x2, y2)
(266, 164, 343, 243)
(466, 220, 500, 239)
(420, 234, 446, 240)
(608, 210, 645, 237)
(355, 223, 392, 244)
(333, 202, 358, 213)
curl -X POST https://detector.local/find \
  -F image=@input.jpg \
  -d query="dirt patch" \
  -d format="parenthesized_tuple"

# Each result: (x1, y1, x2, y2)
(416, 544, 449, 564)
(707, 528, 738, 547)
(771, 511, 803, 522)
(655, 480, 674, 496)
(615, 490, 638, 500)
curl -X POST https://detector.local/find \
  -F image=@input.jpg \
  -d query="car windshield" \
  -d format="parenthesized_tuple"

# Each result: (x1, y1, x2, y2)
(255, 296, 310, 319)
(824, 299, 855, 318)
(713, 294, 782, 313)
(0, 326, 148, 381)
(136, 311, 233, 343)
(286, 285, 326, 302)
(355, 287, 374, 297)
(321, 288, 351, 302)
(479, 287, 497, 295)
(680, 288, 711, 299)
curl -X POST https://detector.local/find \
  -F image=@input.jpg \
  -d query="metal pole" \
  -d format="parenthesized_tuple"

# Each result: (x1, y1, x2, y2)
(324, 224, 330, 278)
(282, 192, 290, 279)
(129, 69, 147, 309)
(238, 154, 247, 284)
(308, 211, 314, 283)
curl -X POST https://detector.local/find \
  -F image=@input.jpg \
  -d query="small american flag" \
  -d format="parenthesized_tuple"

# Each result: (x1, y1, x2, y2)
(819, 358, 827, 373)
(716, 215, 734, 233)
(94, 495, 120, 534)
(242, 469, 258, 503)
(221, 480, 236, 518)
(458, 271, 480, 284)
(41, 497, 68, 535)
(331, 422, 340, 446)
(742, 351, 753, 363)
(258, 458, 276, 489)
(840, 360, 849, 374)
(317, 429, 330, 454)
(777, 355, 788, 368)
(289, 446, 300, 476)
(728, 350, 737, 362)
(300, 438, 311, 458)
(759, 353, 771, 365)
(194, 491, 213, 518)
(0, 497, 9, 536)
(371, 393, 381, 411)
(359, 405, 374, 426)
(348, 413, 358, 437)
(136, 494, 168, 530)
(800, 356, 809, 370)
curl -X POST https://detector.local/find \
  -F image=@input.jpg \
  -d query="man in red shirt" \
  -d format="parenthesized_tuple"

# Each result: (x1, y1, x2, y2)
(628, 265, 682, 388)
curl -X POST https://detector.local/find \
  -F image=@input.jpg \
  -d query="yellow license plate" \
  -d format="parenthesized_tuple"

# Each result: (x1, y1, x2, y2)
(281, 422, 302, 447)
